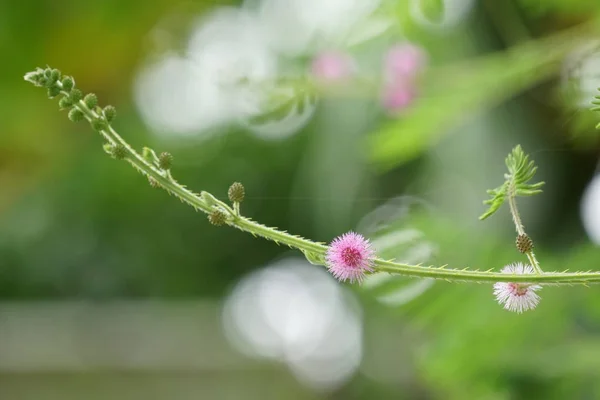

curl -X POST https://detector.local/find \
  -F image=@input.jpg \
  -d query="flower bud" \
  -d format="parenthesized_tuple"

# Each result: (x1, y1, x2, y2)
(50, 69, 61, 83)
(69, 88, 83, 103)
(84, 93, 98, 109)
(61, 76, 74, 92)
(68, 108, 84, 122)
(516, 234, 533, 253)
(158, 152, 173, 170)
(47, 85, 61, 98)
(208, 209, 227, 226)
(104, 143, 127, 160)
(112, 144, 127, 160)
(228, 182, 245, 203)
(103, 105, 116, 122)
(59, 97, 73, 109)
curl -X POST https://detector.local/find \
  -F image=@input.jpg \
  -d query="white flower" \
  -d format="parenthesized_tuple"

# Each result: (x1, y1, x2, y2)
(135, 7, 279, 138)
(134, 54, 227, 137)
(493, 263, 542, 313)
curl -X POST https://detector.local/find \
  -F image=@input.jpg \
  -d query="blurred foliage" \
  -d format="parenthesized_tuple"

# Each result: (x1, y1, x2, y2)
(3, 0, 600, 399)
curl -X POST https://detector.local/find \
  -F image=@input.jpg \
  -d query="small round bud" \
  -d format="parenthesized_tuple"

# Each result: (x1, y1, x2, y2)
(62, 76, 74, 92)
(44, 68, 52, 79)
(24, 70, 45, 86)
(148, 177, 161, 188)
(84, 93, 98, 109)
(47, 85, 61, 98)
(112, 144, 127, 160)
(228, 182, 245, 203)
(103, 143, 127, 160)
(69, 88, 83, 103)
(158, 152, 173, 170)
(50, 69, 61, 82)
(516, 234, 534, 254)
(58, 96, 73, 109)
(68, 108, 85, 122)
(208, 209, 227, 226)
(103, 105, 116, 122)
(91, 118, 106, 132)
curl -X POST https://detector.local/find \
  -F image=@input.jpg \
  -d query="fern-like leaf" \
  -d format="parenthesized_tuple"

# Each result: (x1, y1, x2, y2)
(479, 145, 545, 220)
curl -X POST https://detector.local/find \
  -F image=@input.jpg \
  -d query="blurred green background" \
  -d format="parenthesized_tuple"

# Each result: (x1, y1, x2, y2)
(3, 0, 600, 399)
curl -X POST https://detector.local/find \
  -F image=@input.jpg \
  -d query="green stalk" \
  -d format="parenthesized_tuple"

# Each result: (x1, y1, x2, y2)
(25, 71, 600, 286)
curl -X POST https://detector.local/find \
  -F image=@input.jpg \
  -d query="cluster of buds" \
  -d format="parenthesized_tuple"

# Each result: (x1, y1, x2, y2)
(25, 67, 117, 132)
(207, 182, 245, 226)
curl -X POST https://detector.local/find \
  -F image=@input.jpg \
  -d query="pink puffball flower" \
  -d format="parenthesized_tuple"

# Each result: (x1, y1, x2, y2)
(326, 232, 375, 284)
(381, 79, 418, 114)
(493, 263, 542, 314)
(310, 51, 356, 82)
(383, 43, 428, 80)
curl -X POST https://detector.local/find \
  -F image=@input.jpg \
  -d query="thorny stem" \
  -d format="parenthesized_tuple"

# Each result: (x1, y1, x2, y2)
(27, 75, 600, 286)
(508, 183, 543, 274)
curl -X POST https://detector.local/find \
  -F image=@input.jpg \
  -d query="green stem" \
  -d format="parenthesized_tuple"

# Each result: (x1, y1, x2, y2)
(32, 79, 600, 286)
(508, 183, 543, 274)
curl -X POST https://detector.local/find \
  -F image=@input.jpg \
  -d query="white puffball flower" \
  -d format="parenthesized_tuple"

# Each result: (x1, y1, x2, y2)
(134, 7, 280, 139)
(493, 263, 541, 314)
(581, 174, 600, 245)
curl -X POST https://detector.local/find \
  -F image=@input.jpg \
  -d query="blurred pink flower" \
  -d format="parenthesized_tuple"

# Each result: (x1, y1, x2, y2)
(310, 51, 356, 82)
(381, 79, 417, 113)
(379, 42, 427, 114)
(326, 232, 375, 283)
(384, 43, 428, 80)
(493, 263, 542, 313)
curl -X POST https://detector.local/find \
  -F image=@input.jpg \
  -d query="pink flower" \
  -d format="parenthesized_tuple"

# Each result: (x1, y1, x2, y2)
(381, 79, 417, 114)
(380, 43, 426, 114)
(310, 51, 356, 82)
(326, 232, 375, 284)
(493, 263, 542, 313)
(383, 43, 428, 80)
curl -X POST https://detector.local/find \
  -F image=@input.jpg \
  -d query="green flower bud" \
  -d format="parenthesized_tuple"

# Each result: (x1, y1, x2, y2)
(103, 105, 116, 122)
(158, 152, 173, 170)
(112, 144, 127, 160)
(50, 69, 61, 82)
(69, 88, 83, 103)
(208, 209, 227, 226)
(68, 108, 85, 122)
(44, 68, 52, 79)
(58, 97, 73, 109)
(47, 85, 61, 98)
(84, 93, 98, 109)
(61, 76, 74, 92)
(102, 143, 127, 160)
(228, 182, 245, 203)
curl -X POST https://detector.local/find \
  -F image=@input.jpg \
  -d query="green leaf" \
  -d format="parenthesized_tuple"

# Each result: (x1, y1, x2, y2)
(368, 24, 593, 171)
(479, 145, 544, 220)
